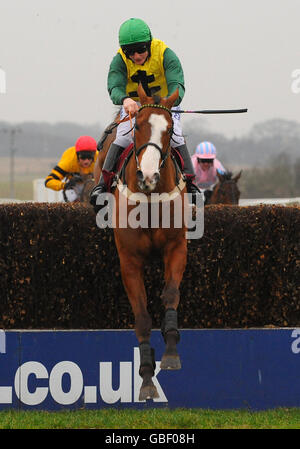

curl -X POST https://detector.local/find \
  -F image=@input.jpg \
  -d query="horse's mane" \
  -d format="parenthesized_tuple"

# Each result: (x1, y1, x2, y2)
(153, 94, 161, 105)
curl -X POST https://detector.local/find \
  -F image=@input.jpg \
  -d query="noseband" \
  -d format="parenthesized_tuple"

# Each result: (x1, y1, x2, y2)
(134, 104, 173, 174)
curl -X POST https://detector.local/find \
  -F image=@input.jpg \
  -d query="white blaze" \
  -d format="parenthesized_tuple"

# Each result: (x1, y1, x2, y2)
(140, 113, 168, 180)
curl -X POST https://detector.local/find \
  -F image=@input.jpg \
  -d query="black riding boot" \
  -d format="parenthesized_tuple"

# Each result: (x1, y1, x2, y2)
(176, 144, 201, 204)
(90, 142, 124, 210)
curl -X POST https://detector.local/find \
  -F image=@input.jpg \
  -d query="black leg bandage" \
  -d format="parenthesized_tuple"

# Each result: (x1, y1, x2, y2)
(161, 308, 180, 343)
(139, 342, 156, 376)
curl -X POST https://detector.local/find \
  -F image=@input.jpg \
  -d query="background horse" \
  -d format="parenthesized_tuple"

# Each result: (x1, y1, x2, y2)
(207, 171, 242, 205)
(79, 174, 96, 204)
(94, 84, 187, 400)
(63, 173, 95, 205)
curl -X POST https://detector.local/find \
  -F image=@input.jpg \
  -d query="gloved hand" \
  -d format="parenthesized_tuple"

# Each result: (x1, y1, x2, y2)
(123, 97, 139, 116)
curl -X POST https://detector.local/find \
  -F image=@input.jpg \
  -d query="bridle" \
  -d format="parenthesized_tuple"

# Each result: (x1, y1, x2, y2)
(133, 104, 174, 176)
(116, 102, 186, 200)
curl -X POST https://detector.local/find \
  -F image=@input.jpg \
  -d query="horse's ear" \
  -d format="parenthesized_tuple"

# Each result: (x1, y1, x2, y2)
(217, 171, 225, 182)
(137, 83, 149, 105)
(164, 88, 179, 109)
(233, 170, 242, 182)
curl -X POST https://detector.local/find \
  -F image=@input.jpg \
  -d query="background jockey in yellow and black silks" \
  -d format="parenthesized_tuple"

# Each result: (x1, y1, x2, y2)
(45, 135, 98, 202)
(90, 18, 200, 211)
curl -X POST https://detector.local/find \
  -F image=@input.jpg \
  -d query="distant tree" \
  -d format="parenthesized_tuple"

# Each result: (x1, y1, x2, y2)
(294, 157, 300, 194)
(249, 119, 300, 141)
(0, 122, 102, 158)
(239, 152, 297, 198)
(184, 118, 300, 168)
(1, 118, 300, 176)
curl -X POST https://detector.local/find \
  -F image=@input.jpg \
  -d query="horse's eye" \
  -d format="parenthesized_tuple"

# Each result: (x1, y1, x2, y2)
(135, 123, 139, 131)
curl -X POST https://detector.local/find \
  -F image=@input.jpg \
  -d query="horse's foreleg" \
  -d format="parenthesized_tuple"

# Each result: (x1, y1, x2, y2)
(118, 251, 158, 400)
(119, 253, 151, 342)
(160, 239, 187, 370)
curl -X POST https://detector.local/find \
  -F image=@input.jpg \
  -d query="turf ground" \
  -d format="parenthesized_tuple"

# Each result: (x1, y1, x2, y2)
(1, 407, 300, 429)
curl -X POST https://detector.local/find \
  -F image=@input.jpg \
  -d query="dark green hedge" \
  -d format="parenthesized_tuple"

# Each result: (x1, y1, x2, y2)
(0, 203, 299, 329)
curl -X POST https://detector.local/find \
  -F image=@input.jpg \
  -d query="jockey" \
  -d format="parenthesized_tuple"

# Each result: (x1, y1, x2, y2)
(45, 135, 98, 202)
(191, 141, 227, 203)
(90, 17, 200, 209)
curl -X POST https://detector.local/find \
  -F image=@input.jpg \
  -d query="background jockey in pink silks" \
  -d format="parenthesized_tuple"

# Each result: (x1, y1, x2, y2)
(191, 141, 227, 204)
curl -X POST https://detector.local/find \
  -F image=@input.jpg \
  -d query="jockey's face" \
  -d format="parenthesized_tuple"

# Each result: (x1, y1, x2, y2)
(129, 50, 149, 65)
(79, 158, 93, 168)
(199, 160, 213, 171)
(77, 153, 94, 168)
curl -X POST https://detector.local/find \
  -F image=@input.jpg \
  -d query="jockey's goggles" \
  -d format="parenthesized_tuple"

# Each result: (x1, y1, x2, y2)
(197, 158, 214, 164)
(77, 151, 94, 160)
(122, 43, 149, 57)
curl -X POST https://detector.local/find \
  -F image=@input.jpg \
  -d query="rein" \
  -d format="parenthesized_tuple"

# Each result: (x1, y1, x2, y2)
(116, 105, 186, 202)
(97, 114, 133, 150)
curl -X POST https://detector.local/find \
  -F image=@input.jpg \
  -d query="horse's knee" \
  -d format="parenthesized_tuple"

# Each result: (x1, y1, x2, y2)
(120, 255, 144, 278)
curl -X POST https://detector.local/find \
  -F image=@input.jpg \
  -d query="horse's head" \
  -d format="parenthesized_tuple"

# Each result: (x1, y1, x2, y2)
(210, 170, 242, 205)
(133, 84, 179, 193)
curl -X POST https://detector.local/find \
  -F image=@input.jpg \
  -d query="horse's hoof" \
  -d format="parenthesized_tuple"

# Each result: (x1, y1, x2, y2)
(160, 355, 181, 370)
(139, 384, 159, 401)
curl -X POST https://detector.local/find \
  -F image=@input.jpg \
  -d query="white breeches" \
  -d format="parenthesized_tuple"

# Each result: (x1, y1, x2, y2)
(114, 104, 185, 148)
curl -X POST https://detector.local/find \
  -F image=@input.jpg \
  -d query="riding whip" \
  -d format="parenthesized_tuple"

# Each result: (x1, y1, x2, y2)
(171, 108, 248, 114)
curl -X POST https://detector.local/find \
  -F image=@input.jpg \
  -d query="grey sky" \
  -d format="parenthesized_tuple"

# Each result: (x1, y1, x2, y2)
(0, 0, 299, 138)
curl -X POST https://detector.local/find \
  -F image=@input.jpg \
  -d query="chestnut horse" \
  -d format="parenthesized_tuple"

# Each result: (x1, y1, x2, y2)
(207, 171, 242, 205)
(94, 84, 188, 400)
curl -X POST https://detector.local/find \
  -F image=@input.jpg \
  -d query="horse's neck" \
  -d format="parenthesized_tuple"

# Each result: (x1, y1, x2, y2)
(210, 183, 222, 203)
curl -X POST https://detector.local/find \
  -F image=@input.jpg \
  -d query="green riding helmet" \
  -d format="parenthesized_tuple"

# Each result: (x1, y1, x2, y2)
(119, 18, 152, 46)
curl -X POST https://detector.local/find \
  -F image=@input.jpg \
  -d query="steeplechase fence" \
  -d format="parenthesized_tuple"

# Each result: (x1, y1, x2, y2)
(0, 202, 299, 410)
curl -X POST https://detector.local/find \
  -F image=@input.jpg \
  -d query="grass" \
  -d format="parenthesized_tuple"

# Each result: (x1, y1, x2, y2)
(0, 177, 34, 200)
(1, 408, 300, 429)
(0, 174, 41, 201)
(0, 156, 55, 200)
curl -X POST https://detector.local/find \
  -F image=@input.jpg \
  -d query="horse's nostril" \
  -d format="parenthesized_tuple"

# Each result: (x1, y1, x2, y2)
(136, 170, 144, 182)
(153, 172, 160, 183)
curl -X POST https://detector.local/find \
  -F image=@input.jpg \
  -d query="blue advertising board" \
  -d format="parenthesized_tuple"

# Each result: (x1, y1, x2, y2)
(1, 328, 300, 410)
